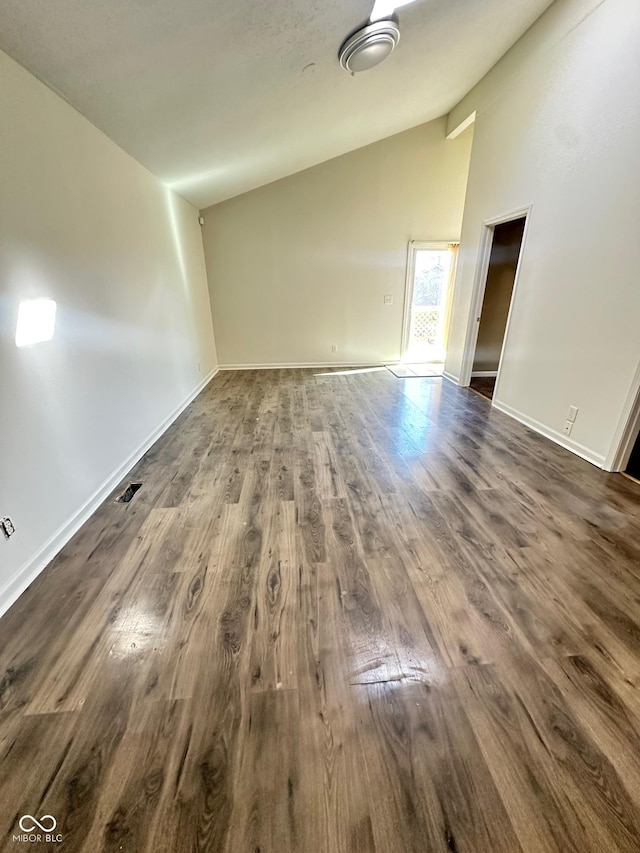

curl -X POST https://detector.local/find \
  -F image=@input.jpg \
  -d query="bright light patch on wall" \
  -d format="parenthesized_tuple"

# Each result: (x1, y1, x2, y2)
(370, 0, 418, 22)
(15, 299, 57, 348)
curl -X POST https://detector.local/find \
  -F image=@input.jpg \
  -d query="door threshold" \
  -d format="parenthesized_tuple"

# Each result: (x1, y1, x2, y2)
(621, 472, 640, 486)
(387, 363, 444, 378)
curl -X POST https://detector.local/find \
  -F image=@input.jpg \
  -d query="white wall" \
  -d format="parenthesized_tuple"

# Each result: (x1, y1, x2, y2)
(0, 49, 218, 614)
(201, 119, 472, 367)
(445, 0, 640, 467)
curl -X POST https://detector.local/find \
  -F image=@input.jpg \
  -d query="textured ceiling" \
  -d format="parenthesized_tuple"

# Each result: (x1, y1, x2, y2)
(0, 0, 554, 208)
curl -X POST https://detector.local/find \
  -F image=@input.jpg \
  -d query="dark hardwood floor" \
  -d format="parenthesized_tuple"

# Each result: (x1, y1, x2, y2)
(1, 367, 640, 852)
(469, 375, 496, 400)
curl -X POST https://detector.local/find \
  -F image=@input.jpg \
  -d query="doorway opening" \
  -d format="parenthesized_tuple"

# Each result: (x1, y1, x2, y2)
(624, 431, 640, 483)
(470, 217, 526, 399)
(602, 356, 640, 482)
(605, 363, 640, 475)
(460, 206, 530, 397)
(401, 242, 458, 369)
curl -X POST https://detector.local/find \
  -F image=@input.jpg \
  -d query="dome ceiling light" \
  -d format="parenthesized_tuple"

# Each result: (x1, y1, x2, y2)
(338, 21, 401, 73)
(338, 0, 419, 74)
(338, 21, 400, 74)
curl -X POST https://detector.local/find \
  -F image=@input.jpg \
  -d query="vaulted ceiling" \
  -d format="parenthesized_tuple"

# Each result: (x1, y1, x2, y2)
(0, 0, 555, 208)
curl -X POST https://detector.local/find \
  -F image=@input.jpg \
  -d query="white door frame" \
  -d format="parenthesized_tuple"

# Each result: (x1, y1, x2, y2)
(603, 358, 640, 472)
(401, 241, 458, 362)
(459, 205, 533, 392)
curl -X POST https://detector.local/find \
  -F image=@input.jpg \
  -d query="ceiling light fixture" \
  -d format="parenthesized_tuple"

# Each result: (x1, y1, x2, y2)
(338, 0, 418, 74)
(338, 20, 400, 73)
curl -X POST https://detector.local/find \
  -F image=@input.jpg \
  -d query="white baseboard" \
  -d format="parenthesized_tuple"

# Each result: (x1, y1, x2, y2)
(0, 367, 219, 620)
(443, 371, 461, 385)
(491, 397, 605, 469)
(471, 370, 498, 378)
(220, 361, 389, 370)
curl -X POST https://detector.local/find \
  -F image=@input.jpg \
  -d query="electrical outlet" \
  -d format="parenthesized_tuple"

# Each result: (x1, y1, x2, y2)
(384, 294, 393, 305)
(1, 517, 16, 539)
(331, 345, 338, 353)
(563, 421, 573, 436)
(567, 406, 578, 423)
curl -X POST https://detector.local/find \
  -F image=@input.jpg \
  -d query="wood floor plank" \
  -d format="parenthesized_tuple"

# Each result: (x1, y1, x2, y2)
(247, 500, 299, 693)
(542, 655, 640, 808)
(224, 688, 301, 853)
(355, 679, 523, 853)
(453, 657, 640, 853)
(77, 698, 189, 853)
(24, 508, 180, 715)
